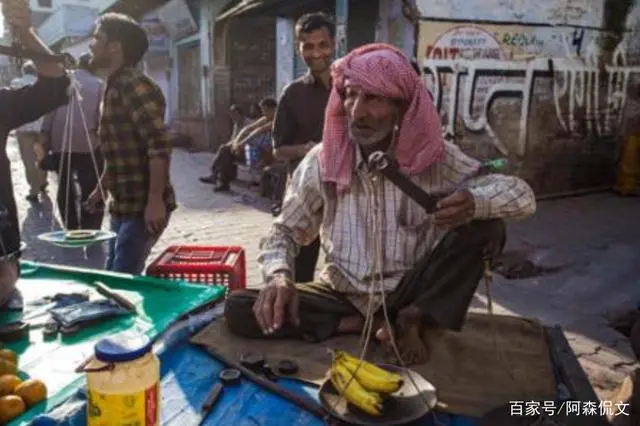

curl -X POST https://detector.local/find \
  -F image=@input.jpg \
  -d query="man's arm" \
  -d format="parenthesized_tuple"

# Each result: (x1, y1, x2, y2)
(121, 78, 171, 203)
(14, 27, 65, 78)
(0, 76, 69, 132)
(442, 143, 536, 219)
(0, 8, 69, 131)
(232, 117, 266, 144)
(467, 173, 536, 220)
(233, 121, 272, 149)
(257, 146, 324, 282)
(271, 89, 310, 161)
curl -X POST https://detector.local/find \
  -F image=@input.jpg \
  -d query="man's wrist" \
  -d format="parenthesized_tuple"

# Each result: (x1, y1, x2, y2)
(267, 270, 293, 285)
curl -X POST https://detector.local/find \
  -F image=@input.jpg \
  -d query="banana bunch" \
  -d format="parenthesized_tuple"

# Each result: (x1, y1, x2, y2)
(329, 350, 404, 417)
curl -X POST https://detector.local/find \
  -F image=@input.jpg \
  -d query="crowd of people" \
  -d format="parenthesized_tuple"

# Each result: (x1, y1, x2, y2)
(0, 4, 539, 365)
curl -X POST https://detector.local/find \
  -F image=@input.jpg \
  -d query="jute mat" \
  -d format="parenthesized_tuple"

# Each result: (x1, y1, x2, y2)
(191, 312, 557, 418)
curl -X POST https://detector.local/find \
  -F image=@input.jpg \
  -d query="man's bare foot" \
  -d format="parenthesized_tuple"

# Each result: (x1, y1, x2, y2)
(398, 324, 430, 365)
(374, 305, 433, 365)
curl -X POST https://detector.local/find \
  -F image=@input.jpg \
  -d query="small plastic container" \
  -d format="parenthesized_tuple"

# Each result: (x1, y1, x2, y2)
(85, 332, 160, 426)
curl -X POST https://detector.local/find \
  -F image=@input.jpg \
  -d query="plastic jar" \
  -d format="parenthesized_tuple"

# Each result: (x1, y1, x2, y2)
(85, 332, 160, 426)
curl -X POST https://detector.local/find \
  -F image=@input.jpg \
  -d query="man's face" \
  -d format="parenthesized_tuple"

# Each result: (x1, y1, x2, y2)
(297, 27, 334, 75)
(88, 27, 113, 69)
(344, 83, 398, 148)
(261, 106, 276, 121)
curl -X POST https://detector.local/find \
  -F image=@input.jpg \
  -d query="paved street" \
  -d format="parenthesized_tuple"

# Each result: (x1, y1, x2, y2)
(7, 135, 640, 400)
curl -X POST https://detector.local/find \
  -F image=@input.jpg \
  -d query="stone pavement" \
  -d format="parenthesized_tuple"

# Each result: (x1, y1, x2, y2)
(7, 135, 640, 400)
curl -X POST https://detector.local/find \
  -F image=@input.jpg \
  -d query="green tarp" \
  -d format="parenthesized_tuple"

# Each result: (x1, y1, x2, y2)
(1, 261, 225, 425)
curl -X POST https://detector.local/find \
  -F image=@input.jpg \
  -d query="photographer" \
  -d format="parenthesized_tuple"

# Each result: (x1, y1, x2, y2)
(0, 0, 70, 306)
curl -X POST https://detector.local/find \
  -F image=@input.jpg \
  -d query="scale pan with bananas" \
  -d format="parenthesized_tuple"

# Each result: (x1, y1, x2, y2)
(319, 364, 438, 426)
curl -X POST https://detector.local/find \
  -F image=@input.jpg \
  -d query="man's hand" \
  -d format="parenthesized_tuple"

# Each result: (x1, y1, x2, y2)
(3, 0, 31, 30)
(83, 188, 104, 213)
(253, 273, 299, 335)
(433, 189, 475, 229)
(4, 0, 64, 78)
(144, 196, 166, 235)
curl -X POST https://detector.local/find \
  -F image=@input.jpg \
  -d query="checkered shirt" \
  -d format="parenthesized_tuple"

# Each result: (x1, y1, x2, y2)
(258, 142, 537, 314)
(99, 67, 176, 218)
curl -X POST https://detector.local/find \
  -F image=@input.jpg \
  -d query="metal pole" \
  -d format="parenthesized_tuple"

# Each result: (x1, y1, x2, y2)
(335, 0, 349, 58)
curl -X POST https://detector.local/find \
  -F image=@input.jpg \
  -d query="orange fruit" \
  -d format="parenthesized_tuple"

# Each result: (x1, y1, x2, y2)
(14, 379, 47, 407)
(0, 360, 17, 376)
(0, 375, 22, 396)
(0, 395, 26, 424)
(0, 349, 17, 365)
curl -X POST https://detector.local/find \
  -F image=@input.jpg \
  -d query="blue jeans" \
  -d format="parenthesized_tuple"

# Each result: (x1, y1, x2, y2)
(106, 214, 170, 275)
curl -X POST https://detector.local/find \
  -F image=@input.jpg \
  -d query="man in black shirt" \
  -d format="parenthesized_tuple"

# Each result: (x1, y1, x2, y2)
(0, 0, 70, 306)
(271, 12, 335, 283)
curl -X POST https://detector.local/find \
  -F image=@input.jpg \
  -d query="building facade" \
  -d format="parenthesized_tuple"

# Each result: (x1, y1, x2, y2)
(408, 0, 640, 196)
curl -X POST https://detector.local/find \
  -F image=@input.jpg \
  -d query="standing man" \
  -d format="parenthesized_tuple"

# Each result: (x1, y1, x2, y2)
(86, 13, 176, 274)
(11, 61, 48, 202)
(1, 0, 71, 305)
(41, 53, 105, 230)
(271, 12, 335, 283)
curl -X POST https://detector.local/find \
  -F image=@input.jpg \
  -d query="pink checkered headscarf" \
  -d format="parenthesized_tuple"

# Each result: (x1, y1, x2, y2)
(319, 43, 445, 194)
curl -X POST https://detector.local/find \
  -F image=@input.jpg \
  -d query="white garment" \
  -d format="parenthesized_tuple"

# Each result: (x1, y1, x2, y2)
(10, 74, 44, 132)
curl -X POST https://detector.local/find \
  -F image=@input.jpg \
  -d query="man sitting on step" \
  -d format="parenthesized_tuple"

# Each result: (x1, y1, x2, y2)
(206, 98, 277, 192)
(223, 44, 536, 365)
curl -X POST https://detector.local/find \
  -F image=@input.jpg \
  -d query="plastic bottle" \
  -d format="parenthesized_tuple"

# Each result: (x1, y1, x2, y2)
(86, 332, 160, 426)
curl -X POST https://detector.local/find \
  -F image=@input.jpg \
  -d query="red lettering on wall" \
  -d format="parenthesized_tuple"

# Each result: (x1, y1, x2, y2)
(425, 46, 461, 59)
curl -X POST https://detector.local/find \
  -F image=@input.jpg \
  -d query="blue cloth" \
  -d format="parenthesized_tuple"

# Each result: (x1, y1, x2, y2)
(26, 310, 480, 426)
(106, 213, 171, 274)
(245, 133, 271, 168)
(29, 342, 480, 426)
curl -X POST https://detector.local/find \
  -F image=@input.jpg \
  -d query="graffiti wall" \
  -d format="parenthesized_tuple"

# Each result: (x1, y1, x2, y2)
(416, 20, 640, 195)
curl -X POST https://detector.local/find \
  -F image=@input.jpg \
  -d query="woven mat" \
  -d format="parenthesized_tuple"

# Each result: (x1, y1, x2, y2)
(191, 312, 557, 417)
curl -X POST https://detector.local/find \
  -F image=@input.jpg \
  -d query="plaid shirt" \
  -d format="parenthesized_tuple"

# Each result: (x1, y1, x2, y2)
(99, 67, 176, 218)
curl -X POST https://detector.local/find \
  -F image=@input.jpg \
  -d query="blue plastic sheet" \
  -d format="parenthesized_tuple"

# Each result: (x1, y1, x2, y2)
(29, 318, 479, 426)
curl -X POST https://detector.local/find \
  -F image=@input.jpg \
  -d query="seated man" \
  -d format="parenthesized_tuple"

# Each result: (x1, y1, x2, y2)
(207, 98, 278, 192)
(200, 104, 252, 184)
(224, 44, 536, 364)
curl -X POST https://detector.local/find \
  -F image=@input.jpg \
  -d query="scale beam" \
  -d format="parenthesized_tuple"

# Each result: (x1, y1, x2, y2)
(0, 44, 77, 68)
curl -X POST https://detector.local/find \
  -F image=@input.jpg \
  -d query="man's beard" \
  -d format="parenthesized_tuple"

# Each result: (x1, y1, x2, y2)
(348, 126, 391, 148)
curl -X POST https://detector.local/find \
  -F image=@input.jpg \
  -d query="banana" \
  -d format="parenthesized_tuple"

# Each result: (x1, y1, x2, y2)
(334, 350, 404, 394)
(330, 363, 384, 417)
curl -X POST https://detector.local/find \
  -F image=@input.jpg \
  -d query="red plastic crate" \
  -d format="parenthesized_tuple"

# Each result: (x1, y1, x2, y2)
(146, 245, 246, 292)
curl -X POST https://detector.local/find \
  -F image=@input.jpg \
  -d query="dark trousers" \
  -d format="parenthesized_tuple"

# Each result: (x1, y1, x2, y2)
(225, 219, 506, 342)
(294, 237, 320, 282)
(211, 144, 242, 186)
(55, 151, 104, 230)
(0, 145, 20, 256)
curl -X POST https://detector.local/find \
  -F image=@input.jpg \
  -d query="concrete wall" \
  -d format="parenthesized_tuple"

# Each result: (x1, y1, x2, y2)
(412, 0, 640, 196)
(415, 0, 604, 26)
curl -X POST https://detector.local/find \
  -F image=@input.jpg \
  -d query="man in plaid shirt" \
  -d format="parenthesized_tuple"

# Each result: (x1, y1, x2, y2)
(86, 13, 176, 274)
